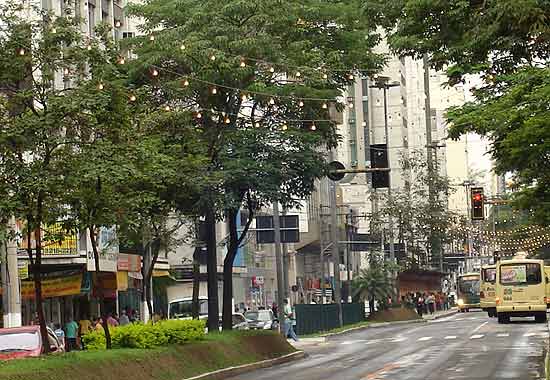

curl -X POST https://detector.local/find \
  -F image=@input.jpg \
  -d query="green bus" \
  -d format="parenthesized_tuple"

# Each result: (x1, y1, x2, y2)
(457, 273, 481, 312)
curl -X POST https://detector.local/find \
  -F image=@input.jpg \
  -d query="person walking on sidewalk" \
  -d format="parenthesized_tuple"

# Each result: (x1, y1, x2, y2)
(283, 299, 298, 342)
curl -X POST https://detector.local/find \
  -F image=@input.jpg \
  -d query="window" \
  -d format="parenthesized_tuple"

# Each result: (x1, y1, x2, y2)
(482, 268, 496, 283)
(500, 263, 541, 285)
(0, 331, 39, 351)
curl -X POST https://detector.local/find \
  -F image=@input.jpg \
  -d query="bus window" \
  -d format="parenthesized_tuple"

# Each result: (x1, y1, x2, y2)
(459, 277, 480, 294)
(482, 268, 496, 283)
(500, 263, 541, 285)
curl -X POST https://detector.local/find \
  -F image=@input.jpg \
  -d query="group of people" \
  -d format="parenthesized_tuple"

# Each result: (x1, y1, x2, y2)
(403, 292, 452, 317)
(47, 308, 139, 352)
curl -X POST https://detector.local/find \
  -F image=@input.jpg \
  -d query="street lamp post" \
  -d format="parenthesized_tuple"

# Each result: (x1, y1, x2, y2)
(370, 76, 400, 263)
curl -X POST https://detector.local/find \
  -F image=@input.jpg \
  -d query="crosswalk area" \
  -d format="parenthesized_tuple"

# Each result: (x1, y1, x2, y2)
(338, 331, 549, 346)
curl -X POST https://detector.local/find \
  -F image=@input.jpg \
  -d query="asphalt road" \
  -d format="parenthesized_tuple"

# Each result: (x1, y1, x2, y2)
(229, 311, 549, 380)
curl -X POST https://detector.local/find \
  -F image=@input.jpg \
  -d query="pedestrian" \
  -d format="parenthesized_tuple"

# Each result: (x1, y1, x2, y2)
(54, 323, 65, 344)
(271, 302, 278, 317)
(416, 293, 424, 317)
(93, 317, 104, 332)
(106, 313, 119, 327)
(79, 315, 92, 349)
(283, 299, 298, 342)
(427, 293, 435, 314)
(119, 310, 130, 326)
(64, 318, 79, 352)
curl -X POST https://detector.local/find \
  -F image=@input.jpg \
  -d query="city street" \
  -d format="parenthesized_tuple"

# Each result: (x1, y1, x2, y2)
(230, 311, 549, 380)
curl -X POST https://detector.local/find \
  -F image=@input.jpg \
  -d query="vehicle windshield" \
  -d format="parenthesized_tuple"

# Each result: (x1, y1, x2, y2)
(232, 315, 246, 325)
(0, 331, 39, 352)
(500, 263, 541, 285)
(245, 310, 272, 321)
(459, 276, 480, 294)
(482, 268, 496, 283)
(169, 300, 208, 319)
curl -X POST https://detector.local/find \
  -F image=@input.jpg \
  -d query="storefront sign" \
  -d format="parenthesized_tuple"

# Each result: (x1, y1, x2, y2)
(118, 253, 141, 272)
(17, 222, 78, 256)
(116, 271, 129, 291)
(86, 227, 118, 272)
(20, 274, 83, 300)
(18, 261, 28, 279)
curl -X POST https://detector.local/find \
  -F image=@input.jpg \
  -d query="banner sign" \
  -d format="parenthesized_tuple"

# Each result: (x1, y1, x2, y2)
(117, 253, 141, 272)
(20, 274, 83, 300)
(17, 222, 78, 256)
(86, 227, 118, 272)
(501, 265, 527, 284)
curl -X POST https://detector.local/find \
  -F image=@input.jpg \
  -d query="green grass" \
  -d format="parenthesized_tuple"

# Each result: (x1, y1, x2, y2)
(0, 331, 295, 380)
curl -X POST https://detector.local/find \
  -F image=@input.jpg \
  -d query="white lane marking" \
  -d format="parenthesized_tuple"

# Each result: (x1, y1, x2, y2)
(538, 332, 550, 338)
(444, 335, 457, 340)
(472, 321, 489, 333)
(418, 336, 432, 341)
(524, 332, 537, 337)
(455, 318, 464, 321)
(470, 334, 484, 339)
(390, 337, 407, 343)
(497, 333, 510, 337)
(365, 339, 382, 345)
(340, 340, 366, 345)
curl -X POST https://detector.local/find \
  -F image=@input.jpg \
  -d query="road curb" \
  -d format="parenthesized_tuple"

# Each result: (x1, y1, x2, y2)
(181, 351, 306, 380)
(425, 309, 459, 321)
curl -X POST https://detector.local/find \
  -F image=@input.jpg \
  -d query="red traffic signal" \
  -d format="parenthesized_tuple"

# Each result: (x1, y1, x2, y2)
(471, 187, 485, 220)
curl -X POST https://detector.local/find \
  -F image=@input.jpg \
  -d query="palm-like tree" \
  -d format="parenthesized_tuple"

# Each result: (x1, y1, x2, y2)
(353, 254, 399, 315)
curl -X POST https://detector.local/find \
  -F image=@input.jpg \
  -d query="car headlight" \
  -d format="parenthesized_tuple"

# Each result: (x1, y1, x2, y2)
(457, 299, 464, 306)
(263, 322, 272, 330)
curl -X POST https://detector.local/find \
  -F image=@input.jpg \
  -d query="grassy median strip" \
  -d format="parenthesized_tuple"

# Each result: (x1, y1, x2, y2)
(0, 331, 295, 380)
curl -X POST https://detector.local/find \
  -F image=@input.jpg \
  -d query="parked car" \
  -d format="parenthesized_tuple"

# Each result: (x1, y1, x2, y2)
(244, 309, 278, 330)
(231, 313, 249, 330)
(0, 326, 64, 360)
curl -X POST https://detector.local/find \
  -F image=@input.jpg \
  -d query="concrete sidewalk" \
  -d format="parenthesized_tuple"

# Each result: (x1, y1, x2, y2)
(422, 307, 458, 320)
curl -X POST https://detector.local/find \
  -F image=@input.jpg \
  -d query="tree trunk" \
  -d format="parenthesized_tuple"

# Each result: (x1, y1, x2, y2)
(89, 226, 112, 349)
(369, 296, 376, 317)
(222, 209, 239, 331)
(30, 216, 50, 353)
(192, 247, 201, 319)
(205, 207, 219, 333)
(143, 238, 161, 324)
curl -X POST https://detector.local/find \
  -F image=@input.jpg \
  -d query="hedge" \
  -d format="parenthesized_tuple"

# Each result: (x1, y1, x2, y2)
(82, 319, 205, 350)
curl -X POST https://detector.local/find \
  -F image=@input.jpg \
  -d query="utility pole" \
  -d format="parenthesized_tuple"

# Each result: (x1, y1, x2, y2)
(272, 201, 286, 334)
(346, 210, 353, 303)
(319, 212, 326, 304)
(370, 76, 399, 263)
(282, 210, 289, 299)
(423, 54, 438, 270)
(329, 179, 343, 327)
(1, 217, 22, 328)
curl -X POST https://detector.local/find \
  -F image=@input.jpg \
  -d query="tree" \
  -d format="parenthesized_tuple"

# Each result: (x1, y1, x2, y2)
(365, 0, 550, 225)
(353, 254, 399, 314)
(0, 2, 126, 349)
(379, 150, 460, 268)
(127, 0, 385, 331)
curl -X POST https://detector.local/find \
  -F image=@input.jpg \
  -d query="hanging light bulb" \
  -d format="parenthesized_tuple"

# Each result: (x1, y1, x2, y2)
(118, 57, 125, 65)
(240, 59, 246, 67)
(211, 87, 218, 95)
(149, 35, 155, 41)
(180, 44, 186, 51)
(348, 73, 354, 80)
(322, 102, 328, 109)
(129, 94, 136, 102)
(87, 44, 92, 51)
(18, 48, 25, 56)
(51, 27, 57, 34)
(348, 101, 354, 109)
(182, 79, 190, 87)
(196, 112, 202, 119)
(299, 100, 304, 108)
(282, 123, 288, 131)
(310, 123, 317, 131)
(322, 73, 328, 80)
(269, 67, 275, 73)
(98, 82, 104, 90)
(269, 98, 275, 105)
(295, 72, 301, 78)
(224, 117, 231, 124)
(63, 68, 70, 75)
(210, 54, 216, 61)
(152, 69, 159, 77)
(164, 105, 171, 111)
(115, 20, 122, 28)
(255, 122, 261, 128)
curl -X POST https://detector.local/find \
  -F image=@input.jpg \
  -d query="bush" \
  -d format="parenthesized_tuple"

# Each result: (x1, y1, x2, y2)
(82, 319, 205, 350)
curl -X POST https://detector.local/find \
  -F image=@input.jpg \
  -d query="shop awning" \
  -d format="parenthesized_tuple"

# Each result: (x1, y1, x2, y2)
(153, 270, 175, 280)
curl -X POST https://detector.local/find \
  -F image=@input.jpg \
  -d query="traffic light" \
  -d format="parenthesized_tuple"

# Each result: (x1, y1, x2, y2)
(370, 144, 389, 188)
(471, 187, 485, 220)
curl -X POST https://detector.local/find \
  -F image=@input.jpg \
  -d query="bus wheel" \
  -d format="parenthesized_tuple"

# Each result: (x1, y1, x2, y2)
(497, 313, 509, 324)
(535, 313, 547, 323)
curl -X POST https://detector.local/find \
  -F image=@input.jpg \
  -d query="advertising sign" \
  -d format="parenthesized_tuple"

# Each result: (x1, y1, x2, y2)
(17, 222, 78, 256)
(20, 274, 83, 300)
(501, 265, 527, 284)
(86, 227, 118, 272)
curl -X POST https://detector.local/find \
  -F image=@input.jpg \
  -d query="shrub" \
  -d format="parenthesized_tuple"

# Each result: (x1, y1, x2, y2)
(82, 319, 205, 350)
